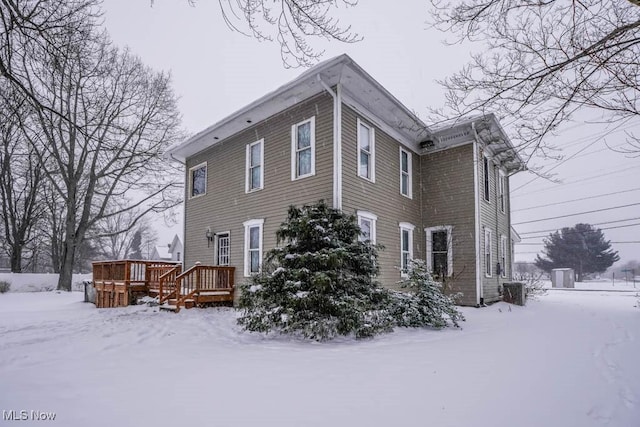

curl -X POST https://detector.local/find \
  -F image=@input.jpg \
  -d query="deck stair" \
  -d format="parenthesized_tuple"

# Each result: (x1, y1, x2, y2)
(92, 260, 234, 311)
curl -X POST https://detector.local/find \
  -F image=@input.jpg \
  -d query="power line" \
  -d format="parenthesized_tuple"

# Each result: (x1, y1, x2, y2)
(511, 165, 639, 198)
(519, 217, 640, 235)
(516, 240, 640, 245)
(512, 118, 635, 193)
(512, 188, 640, 212)
(520, 221, 640, 239)
(512, 202, 640, 225)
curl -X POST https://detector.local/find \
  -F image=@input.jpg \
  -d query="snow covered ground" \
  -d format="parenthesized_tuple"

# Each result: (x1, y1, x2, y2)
(1, 288, 638, 426)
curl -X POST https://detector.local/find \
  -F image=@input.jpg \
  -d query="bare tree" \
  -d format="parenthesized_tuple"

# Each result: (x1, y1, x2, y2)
(93, 211, 158, 260)
(0, 1, 101, 112)
(428, 0, 640, 158)
(0, 85, 44, 272)
(10, 13, 183, 290)
(213, 0, 362, 67)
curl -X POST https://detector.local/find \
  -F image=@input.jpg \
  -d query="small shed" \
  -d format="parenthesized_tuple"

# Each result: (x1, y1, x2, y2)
(551, 268, 575, 288)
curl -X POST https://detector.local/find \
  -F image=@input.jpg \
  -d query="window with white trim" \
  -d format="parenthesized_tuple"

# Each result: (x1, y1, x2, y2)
(189, 162, 207, 198)
(246, 139, 264, 192)
(243, 219, 264, 276)
(498, 170, 506, 213)
(291, 117, 315, 180)
(400, 148, 412, 198)
(357, 119, 375, 181)
(484, 228, 493, 277)
(500, 234, 508, 278)
(357, 211, 377, 243)
(425, 226, 453, 278)
(483, 155, 490, 202)
(399, 222, 415, 276)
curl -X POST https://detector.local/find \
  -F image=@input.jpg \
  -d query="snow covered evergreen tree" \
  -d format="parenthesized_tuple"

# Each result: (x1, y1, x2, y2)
(237, 201, 394, 340)
(391, 260, 464, 328)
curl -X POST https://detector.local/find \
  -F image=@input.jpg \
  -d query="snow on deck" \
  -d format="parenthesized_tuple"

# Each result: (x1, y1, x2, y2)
(0, 289, 638, 426)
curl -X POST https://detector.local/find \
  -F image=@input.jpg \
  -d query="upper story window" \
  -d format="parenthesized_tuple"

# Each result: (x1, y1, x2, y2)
(243, 219, 264, 276)
(483, 155, 490, 202)
(399, 222, 415, 277)
(498, 170, 506, 213)
(189, 162, 207, 198)
(246, 139, 264, 193)
(291, 117, 315, 180)
(357, 211, 378, 244)
(400, 147, 412, 198)
(484, 227, 493, 277)
(357, 119, 375, 182)
(425, 226, 453, 278)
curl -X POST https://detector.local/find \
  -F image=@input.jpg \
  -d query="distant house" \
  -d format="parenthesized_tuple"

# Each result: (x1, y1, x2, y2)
(151, 235, 183, 262)
(167, 54, 526, 306)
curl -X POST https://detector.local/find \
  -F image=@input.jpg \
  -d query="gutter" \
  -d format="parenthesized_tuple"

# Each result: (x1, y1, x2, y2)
(317, 75, 342, 210)
(471, 122, 483, 307)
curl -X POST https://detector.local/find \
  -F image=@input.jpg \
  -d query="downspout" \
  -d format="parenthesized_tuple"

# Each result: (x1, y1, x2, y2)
(317, 75, 342, 210)
(471, 123, 483, 307)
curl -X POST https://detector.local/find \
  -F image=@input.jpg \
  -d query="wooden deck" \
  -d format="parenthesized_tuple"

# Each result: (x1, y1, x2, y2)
(92, 260, 235, 311)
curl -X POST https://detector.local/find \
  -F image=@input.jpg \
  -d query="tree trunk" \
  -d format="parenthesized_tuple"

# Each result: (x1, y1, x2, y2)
(57, 243, 75, 291)
(10, 243, 22, 273)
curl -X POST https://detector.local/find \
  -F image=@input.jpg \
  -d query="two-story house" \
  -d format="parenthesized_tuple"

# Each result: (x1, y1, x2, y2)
(167, 54, 525, 307)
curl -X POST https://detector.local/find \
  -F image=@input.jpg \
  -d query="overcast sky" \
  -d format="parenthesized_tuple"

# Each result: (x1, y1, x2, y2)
(102, 0, 639, 265)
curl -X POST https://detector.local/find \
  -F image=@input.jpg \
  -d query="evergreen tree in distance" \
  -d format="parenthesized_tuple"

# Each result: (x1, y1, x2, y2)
(535, 223, 619, 282)
(237, 201, 393, 340)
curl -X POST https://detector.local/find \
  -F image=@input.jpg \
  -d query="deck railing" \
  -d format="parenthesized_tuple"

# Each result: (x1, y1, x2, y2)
(175, 264, 235, 309)
(92, 260, 181, 308)
(158, 265, 182, 304)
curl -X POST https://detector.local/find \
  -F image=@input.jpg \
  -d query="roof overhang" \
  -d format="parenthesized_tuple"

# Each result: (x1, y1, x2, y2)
(427, 114, 526, 174)
(167, 54, 431, 161)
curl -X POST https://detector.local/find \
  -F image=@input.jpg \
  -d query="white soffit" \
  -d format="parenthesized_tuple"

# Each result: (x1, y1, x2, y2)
(167, 54, 431, 161)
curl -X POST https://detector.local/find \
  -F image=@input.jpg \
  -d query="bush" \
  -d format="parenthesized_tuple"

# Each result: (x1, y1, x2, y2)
(237, 202, 394, 340)
(391, 260, 464, 328)
(0, 280, 11, 294)
(513, 272, 548, 300)
(237, 202, 465, 341)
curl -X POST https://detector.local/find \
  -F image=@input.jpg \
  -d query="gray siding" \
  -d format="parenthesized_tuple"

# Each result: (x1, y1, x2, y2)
(184, 92, 335, 288)
(340, 105, 422, 290)
(478, 145, 513, 303)
(421, 143, 478, 306)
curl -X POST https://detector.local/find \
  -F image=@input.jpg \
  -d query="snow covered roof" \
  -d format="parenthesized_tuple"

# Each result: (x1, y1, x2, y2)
(152, 245, 171, 260)
(167, 54, 432, 160)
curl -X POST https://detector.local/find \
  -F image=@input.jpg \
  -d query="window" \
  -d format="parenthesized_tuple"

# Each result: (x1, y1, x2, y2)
(483, 155, 490, 202)
(500, 235, 508, 278)
(399, 222, 415, 276)
(498, 170, 506, 213)
(357, 211, 377, 243)
(189, 162, 207, 198)
(425, 226, 453, 278)
(243, 219, 264, 276)
(246, 139, 264, 192)
(216, 232, 230, 266)
(357, 119, 375, 181)
(484, 228, 493, 277)
(291, 117, 315, 180)
(400, 148, 412, 198)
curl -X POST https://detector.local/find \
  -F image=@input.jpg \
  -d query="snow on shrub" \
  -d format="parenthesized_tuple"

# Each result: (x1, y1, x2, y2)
(237, 201, 394, 340)
(0, 280, 10, 294)
(237, 201, 464, 341)
(391, 260, 464, 328)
